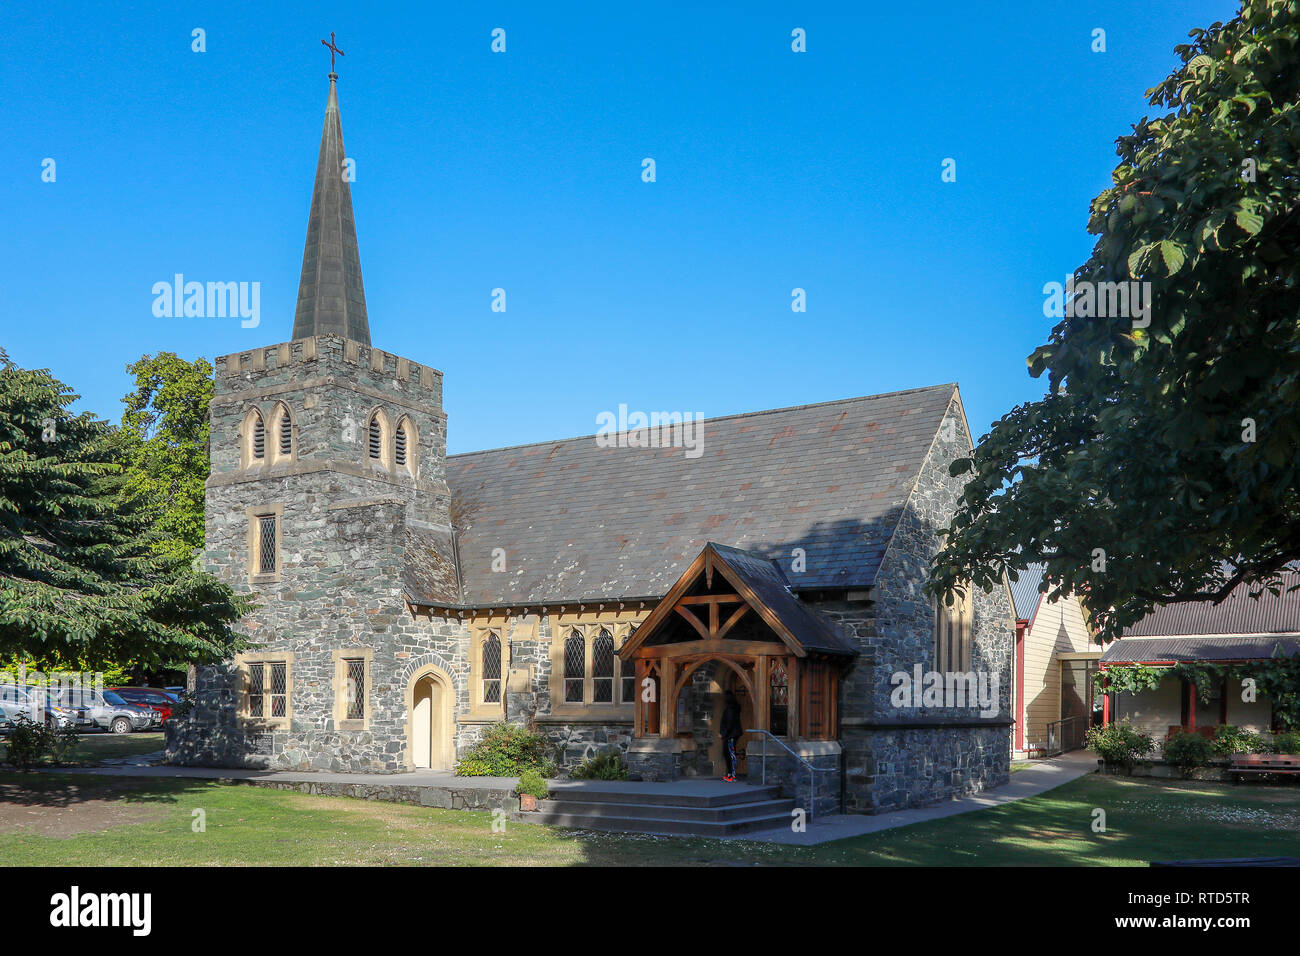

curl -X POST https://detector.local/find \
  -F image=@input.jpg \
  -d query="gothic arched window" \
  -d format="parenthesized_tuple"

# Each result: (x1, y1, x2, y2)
(242, 408, 266, 469)
(564, 631, 585, 703)
(481, 634, 502, 704)
(276, 404, 293, 459)
(592, 629, 614, 703)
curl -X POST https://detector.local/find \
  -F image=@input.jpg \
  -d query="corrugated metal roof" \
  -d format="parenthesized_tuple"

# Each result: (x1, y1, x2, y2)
(1008, 563, 1047, 624)
(429, 384, 957, 606)
(1122, 570, 1300, 637)
(1101, 635, 1300, 663)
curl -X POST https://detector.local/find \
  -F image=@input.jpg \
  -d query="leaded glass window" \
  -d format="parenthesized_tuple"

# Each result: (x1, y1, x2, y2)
(269, 661, 287, 717)
(482, 634, 502, 704)
(592, 629, 614, 703)
(344, 658, 365, 720)
(246, 660, 288, 720)
(247, 663, 264, 718)
(564, 631, 585, 703)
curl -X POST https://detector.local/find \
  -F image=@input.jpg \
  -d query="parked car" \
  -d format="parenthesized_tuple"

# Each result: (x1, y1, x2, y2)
(0, 684, 35, 726)
(82, 691, 158, 734)
(0, 685, 84, 730)
(109, 687, 176, 724)
(25, 687, 82, 730)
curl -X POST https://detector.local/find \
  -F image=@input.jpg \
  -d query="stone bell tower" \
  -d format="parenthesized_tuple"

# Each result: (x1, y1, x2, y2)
(172, 53, 455, 771)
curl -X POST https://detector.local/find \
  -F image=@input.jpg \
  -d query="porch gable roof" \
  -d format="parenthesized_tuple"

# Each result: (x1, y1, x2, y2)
(620, 542, 858, 660)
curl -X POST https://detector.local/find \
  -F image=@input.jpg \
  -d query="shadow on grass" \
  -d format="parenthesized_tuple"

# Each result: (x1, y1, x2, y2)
(0, 771, 211, 809)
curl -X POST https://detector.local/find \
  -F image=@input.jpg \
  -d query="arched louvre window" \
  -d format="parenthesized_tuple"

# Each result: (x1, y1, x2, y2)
(278, 407, 292, 457)
(368, 415, 382, 461)
(769, 660, 789, 736)
(592, 629, 614, 703)
(395, 423, 407, 467)
(564, 631, 585, 703)
(251, 413, 265, 460)
(482, 634, 502, 704)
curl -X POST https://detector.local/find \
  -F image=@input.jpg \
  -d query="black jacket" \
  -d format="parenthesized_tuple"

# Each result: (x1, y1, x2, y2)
(719, 698, 742, 740)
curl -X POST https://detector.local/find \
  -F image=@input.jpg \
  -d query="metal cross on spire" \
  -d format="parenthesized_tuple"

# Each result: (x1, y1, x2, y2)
(321, 31, 345, 74)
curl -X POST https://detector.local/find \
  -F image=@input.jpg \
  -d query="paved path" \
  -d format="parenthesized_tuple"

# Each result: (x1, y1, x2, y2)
(725, 750, 1098, 845)
(40, 750, 1098, 845)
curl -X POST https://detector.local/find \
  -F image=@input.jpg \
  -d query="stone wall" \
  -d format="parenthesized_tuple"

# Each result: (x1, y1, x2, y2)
(830, 396, 1016, 812)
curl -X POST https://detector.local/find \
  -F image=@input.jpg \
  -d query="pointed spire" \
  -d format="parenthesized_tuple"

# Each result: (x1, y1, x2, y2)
(292, 70, 370, 344)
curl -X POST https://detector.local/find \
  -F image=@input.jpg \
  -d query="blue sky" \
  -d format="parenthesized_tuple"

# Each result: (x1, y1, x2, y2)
(1, 1, 1237, 454)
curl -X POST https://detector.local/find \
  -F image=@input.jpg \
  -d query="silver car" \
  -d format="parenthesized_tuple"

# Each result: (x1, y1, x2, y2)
(87, 691, 158, 734)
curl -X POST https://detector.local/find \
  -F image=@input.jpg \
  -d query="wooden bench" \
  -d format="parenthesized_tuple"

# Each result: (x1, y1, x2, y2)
(1229, 754, 1300, 783)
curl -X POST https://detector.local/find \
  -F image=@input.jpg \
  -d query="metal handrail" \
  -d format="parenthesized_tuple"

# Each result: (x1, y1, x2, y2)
(744, 728, 836, 821)
(1045, 714, 1086, 757)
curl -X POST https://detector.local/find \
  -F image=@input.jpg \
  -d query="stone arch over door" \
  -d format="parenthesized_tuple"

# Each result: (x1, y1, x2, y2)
(404, 663, 454, 772)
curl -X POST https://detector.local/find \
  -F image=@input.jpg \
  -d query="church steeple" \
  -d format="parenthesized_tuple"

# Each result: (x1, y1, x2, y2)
(292, 44, 370, 345)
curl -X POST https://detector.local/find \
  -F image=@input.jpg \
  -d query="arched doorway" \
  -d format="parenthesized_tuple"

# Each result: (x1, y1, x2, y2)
(671, 657, 756, 777)
(406, 667, 452, 771)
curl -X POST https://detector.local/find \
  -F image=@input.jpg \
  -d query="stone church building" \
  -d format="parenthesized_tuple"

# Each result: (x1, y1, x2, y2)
(167, 70, 1017, 814)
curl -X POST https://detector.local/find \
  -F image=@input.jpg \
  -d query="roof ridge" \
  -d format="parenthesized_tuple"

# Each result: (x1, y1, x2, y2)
(447, 382, 958, 460)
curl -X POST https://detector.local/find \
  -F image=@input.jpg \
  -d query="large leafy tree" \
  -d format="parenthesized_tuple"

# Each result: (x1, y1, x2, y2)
(120, 352, 214, 565)
(930, 2, 1300, 640)
(0, 351, 248, 669)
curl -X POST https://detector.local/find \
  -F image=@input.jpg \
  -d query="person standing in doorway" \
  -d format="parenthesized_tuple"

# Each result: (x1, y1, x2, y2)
(720, 690, 742, 782)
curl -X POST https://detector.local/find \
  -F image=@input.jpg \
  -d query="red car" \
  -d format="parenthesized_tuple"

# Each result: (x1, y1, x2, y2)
(109, 687, 178, 724)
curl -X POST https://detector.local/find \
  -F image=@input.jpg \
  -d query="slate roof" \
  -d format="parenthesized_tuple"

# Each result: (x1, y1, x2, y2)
(1121, 570, 1300, 638)
(291, 74, 371, 345)
(1101, 635, 1300, 664)
(422, 384, 957, 607)
(1008, 563, 1048, 625)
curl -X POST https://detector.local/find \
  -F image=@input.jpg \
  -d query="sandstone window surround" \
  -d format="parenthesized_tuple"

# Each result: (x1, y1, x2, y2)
(468, 626, 506, 719)
(240, 407, 267, 470)
(933, 585, 973, 673)
(366, 407, 394, 472)
(271, 401, 295, 465)
(235, 651, 294, 729)
(394, 415, 418, 478)
(246, 503, 284, 585)
(332, 647, 373, 731)
(548, 617, 640, 719)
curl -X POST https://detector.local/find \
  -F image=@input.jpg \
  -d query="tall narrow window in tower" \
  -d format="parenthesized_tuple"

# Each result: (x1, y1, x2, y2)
(592, 629, 614, 702)
(481, 633, 502, 704)
(257, 515, 277, 575)
(253, 416, 265, 459)
(395, 422, 407, 466)
(564, 631, 585, 702)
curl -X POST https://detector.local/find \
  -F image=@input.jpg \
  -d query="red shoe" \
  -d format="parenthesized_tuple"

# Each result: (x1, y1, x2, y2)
(723, 774, 736, 782)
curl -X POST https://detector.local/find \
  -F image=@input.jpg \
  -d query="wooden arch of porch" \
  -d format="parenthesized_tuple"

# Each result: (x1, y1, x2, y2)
(618, 543, 855, 742)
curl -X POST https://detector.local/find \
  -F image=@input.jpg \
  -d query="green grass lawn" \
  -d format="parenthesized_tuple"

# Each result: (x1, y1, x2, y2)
(1, 770, 1298, 865)
(0, 731, 164, 767)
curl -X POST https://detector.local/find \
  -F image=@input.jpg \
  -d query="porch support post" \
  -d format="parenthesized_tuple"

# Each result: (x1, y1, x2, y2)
(1187, 680, 1196, 733)
(661, 658, 677, 737)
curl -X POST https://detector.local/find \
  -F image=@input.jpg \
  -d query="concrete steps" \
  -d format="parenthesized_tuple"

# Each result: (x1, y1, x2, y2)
(524, 784, 795, 837)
